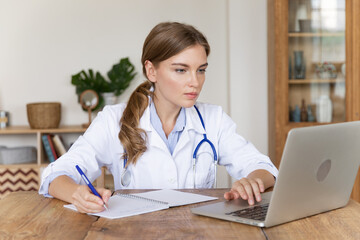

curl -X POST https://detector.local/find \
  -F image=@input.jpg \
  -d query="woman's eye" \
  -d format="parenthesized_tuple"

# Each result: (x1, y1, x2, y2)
(175, 69, 186, 73)
(198, 68, 206, 74)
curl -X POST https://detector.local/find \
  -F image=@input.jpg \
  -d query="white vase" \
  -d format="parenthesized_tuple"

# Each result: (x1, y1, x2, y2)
(316, 95, 332, 123)
(102, 92, 118, 106)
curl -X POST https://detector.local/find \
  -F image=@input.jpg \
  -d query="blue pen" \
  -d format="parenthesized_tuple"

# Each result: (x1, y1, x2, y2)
(75, 165, 108, 211)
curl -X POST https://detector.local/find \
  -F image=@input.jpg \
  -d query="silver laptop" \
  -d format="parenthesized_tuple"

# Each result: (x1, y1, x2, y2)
(191, 121, 360, 227)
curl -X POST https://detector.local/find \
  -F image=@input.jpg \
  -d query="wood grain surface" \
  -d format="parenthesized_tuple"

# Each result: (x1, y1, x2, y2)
(1, 190, 360, 239)
(86, 189, 265, 240)
(264, 200, 360, 240)
(0, 191, 97, 239)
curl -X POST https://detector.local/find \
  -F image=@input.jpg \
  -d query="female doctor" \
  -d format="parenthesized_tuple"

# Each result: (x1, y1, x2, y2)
(39, 22, 278, 213)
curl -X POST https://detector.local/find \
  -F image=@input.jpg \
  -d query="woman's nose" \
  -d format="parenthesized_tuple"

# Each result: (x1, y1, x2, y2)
(189, 72, 200, 87)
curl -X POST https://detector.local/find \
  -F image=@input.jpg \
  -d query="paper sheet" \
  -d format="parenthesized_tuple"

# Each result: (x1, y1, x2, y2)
(64, 194, 169, 219)
(64, 189, 218, 219)
(132, 189, 218, 207)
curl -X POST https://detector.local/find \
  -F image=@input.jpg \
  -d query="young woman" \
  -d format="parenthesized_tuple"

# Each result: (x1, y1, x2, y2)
(39, 22, 278, 213)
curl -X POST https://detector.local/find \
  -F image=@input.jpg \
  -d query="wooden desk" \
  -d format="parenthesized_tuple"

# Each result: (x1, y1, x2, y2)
(0, 189, 360, 239)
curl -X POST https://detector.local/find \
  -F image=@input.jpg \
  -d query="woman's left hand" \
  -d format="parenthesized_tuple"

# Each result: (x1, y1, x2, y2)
(223, 169, 275, 205)
(224, 177, 264, 205)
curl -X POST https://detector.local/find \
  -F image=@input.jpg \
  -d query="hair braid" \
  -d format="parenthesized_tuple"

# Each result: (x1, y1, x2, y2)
(119, 81, 153, 165)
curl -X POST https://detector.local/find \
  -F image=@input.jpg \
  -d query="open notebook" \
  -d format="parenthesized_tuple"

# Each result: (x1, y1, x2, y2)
(64, 189, 217, 219)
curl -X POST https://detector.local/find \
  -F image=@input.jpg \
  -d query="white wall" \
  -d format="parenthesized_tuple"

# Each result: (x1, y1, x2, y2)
(0, 0, 228, 125)
(228, 0, 268, 155)
(0, 0, 269, 187)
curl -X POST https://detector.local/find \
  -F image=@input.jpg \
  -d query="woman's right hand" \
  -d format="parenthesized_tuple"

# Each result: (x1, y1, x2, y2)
(71, 185, 111, 213)
(49, 175, 112, 213)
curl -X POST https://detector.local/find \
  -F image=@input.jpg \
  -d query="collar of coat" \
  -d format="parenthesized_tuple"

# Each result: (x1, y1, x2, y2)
(139, 104, 207, 136)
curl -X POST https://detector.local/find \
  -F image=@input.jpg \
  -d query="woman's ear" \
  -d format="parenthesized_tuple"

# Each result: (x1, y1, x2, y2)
(144, 60, 157, 83)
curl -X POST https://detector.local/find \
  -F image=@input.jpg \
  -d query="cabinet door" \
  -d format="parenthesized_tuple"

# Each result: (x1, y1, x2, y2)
(288, 0, 346, 124)
(268, 0, 360, 202)
(269, 0, 360, 166)
(0, 166, 40, 198)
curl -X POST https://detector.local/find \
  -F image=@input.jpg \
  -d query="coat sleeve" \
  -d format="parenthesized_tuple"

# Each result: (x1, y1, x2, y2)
(38, 105, 124, 197)
(216, 108, 279, 180)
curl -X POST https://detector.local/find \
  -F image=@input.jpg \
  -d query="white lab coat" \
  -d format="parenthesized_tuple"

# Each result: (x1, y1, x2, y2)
(39, 102, 278, 196)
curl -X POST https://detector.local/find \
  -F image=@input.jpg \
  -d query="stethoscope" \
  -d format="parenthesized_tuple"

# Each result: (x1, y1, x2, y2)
(120, 105, 218, 188)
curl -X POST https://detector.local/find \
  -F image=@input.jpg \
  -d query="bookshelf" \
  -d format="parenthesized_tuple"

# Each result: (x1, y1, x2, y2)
(0, 125, 86, 198)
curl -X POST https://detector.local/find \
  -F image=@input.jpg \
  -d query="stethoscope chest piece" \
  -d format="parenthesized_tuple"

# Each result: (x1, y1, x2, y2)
(121, 156, 131, 187)
(121, 168, 131, 187)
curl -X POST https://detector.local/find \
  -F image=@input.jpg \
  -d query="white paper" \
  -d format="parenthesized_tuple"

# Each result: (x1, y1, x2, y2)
(64, 189, 217, 219)
(64, 194, 169, 219)
(132, 189, 218, 207)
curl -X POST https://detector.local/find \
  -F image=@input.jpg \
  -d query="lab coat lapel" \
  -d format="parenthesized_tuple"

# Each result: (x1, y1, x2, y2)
(184, 106, 207, 134)
(173, 106, 206, 155)
(139, 105, 168, 151)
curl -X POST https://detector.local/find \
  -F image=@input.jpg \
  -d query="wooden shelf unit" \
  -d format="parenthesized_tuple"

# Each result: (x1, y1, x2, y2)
(0, 125, 85, 164)
(0, 125, 86, 198)
(268, 0, 360, 202)
(288, 79, 345, 84)
(288, 32, 345, 37)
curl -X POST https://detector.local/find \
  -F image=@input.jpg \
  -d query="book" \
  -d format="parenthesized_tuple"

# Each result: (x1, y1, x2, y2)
(52, 134, 67, 156)
(64, 189, 218, 219)
(47, 134, 58, 160)
(41, 134, 55, 163)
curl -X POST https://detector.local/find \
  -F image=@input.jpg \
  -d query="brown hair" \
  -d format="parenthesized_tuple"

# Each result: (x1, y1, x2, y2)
(119, 22, 210, 165)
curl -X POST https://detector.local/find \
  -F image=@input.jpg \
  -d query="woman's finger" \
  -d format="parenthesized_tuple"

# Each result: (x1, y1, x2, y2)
(97, 188, 112, 204)
(249, 179, 262, 202)
(233, 182, 248, 200)
(72, 186, 105, 213)
(241, 180, 255, 205)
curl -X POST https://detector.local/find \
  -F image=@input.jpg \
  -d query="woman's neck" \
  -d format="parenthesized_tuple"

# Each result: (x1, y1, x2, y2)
(152, 99, 181, 138)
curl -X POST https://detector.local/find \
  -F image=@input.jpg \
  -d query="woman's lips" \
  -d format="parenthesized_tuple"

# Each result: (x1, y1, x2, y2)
(185, 92, 198, 99)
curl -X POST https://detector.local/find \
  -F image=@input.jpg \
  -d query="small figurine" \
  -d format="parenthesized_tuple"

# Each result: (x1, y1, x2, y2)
(307, 105, 315, 122)
(315, 62, 337, 79)
(293, 105, 301, 122)
(300, 99, 308, 122)
(294, 51, 306, 79)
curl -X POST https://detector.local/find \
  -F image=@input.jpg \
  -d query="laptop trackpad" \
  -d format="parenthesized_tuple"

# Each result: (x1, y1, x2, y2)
(223, 191, 272, 212)
(191, 191, 272, 216)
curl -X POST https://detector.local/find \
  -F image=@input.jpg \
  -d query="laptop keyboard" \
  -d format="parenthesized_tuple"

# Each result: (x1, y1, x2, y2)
(225, 203, 269, 221)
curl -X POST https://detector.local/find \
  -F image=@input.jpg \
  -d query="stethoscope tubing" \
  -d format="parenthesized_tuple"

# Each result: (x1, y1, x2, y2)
(121, 105, 218, 188)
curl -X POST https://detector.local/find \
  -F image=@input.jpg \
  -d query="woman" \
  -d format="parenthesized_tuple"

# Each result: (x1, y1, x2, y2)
(39, 22, 278, 213)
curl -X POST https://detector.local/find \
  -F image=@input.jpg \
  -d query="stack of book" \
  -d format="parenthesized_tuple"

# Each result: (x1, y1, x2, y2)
(41, 134, 67, 163)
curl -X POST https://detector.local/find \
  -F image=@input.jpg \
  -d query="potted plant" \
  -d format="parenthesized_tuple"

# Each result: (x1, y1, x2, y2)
(71, 57, 136, 110)
(103, 58, 137, 105)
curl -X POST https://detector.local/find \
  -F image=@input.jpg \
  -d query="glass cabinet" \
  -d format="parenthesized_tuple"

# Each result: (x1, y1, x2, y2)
(288, 0, 346, 124)
(268, 0, 360, 201)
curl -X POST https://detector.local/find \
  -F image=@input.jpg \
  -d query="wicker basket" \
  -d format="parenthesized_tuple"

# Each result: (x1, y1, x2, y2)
(26, 102, 61, 129)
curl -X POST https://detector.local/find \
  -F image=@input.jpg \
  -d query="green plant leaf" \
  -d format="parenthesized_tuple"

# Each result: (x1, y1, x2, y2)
(107, 57, 137, 96)
(71, 57, 136, 111)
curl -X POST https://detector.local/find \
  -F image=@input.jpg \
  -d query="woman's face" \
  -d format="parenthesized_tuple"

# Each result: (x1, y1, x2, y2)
(146, 44, 208, 110)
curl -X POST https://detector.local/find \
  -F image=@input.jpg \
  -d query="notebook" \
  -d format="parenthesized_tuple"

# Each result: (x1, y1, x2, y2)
(191, 121, 360, 227)
(64, 189, 217, 219)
